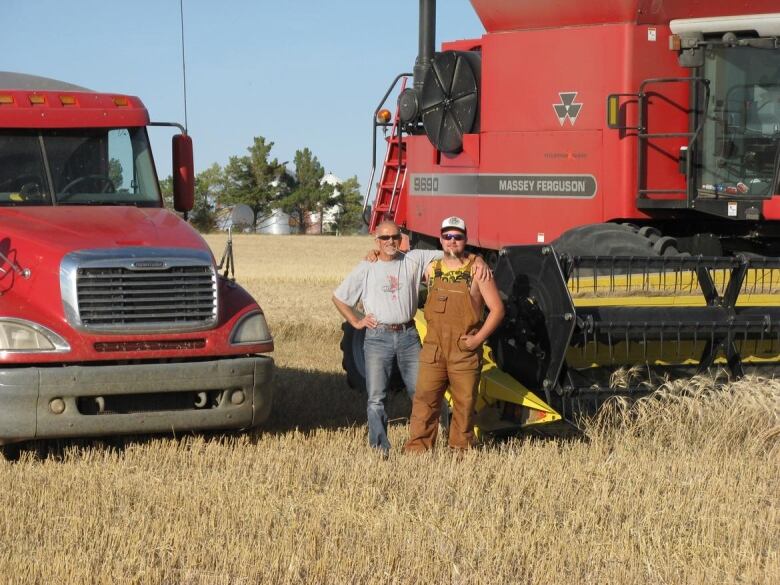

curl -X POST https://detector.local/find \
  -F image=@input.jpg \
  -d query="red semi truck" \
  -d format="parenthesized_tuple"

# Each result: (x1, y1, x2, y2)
(0, 72, 274, 446)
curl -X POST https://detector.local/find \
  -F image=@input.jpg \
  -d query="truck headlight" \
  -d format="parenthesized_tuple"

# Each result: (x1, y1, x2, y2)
(230, 311, 272, 345)
(0, 319, 70, 352)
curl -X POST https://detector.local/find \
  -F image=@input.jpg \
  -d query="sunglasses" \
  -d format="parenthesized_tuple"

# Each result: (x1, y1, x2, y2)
(376, 233, 402, 241)
(441, 233, 465, 241)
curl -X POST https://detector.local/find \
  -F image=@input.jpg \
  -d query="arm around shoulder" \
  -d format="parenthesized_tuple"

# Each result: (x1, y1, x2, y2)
(469, 253, 493, 282)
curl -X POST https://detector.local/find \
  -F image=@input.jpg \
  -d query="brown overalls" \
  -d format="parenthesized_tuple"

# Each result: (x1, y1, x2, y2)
(405, 258, 481, 452)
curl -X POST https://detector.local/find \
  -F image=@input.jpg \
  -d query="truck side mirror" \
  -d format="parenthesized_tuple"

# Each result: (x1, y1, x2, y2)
(172, 133, 194, 212)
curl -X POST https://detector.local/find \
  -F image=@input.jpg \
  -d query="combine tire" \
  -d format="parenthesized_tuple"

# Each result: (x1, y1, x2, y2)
(652, 235, 677, 255)
(340, 322, 367, 392)
(339, 323, 406, 393)
(552, 223, 680, 257)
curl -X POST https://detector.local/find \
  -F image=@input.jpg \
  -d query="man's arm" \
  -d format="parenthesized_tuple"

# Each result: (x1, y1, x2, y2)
(409, 248, 492, 281)
(468, 254, 492, 282)
(333, 263, 377, 329)
(459, 278, 505, 351)
(332, 295, 378, 330)
(367, 246, 492, 282)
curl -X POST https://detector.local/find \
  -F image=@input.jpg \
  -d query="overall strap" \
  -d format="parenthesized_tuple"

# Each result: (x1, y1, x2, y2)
(432, 259, 444, 279)
(429, 256, 474, 288)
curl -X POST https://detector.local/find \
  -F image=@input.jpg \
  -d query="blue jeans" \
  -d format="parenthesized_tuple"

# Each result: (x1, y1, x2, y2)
(364, 326, 421, 454)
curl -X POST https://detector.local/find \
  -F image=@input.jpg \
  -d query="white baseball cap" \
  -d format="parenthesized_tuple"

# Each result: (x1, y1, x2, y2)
(440, 216, 467, 233)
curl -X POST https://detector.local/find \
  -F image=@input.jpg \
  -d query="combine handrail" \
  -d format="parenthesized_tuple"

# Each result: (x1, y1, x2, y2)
(637, 76, 710, 199)
(362, 73, 413, 213)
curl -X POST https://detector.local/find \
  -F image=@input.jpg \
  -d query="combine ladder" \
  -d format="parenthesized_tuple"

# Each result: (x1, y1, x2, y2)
(368, 81, 408, 232)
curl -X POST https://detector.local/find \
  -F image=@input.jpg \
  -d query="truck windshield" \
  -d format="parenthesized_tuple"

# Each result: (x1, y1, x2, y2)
(699, 46, 780, 198)
(0, 127, 162, 206)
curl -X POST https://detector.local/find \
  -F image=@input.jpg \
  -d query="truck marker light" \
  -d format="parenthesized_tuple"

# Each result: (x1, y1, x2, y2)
(0, 95, 14, 105)
(59, 95, 76, 106)
(669, 34, 682, 51)
(376, 109, 392, 124)
(29, 95, 45, 105)
(113, 97, 129, 107)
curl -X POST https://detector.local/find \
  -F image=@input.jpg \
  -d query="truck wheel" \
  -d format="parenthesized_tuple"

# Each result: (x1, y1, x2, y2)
(0, 442, 22, 461)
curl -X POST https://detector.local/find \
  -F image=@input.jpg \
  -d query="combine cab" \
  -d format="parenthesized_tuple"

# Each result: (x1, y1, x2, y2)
(350, 0, 780, 436)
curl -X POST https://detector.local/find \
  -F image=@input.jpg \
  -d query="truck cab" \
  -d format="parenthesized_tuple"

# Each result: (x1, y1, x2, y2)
(0, 72, 274, 445)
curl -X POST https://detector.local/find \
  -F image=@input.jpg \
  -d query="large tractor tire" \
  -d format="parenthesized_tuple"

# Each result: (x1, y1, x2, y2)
(340, 322, 367, 392)
(339, 323, 405, 393)
(552, 223, 681, 257)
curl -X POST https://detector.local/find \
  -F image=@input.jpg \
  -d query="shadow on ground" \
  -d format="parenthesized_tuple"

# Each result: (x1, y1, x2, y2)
(263, 365, 412, 433)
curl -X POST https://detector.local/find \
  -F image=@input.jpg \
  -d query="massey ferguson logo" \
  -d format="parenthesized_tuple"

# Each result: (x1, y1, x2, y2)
(553, 92, 582, 126)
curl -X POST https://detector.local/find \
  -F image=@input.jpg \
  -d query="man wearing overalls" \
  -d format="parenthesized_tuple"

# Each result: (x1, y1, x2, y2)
(404, 217, 505, 452)
(333, 220, 491, 456)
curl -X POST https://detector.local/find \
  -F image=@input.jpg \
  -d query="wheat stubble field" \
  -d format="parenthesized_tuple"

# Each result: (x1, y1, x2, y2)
(0, 233, 777, 584)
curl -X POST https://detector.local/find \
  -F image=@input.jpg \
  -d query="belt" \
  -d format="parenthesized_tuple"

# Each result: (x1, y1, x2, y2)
(377, 320, 416, 331)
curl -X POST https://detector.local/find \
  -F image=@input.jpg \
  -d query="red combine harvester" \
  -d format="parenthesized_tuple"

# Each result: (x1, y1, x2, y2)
(353, 1, 780, 435)
(0, 72, 274, 450)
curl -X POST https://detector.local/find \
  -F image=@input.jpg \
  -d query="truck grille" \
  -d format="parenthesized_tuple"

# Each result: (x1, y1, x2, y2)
(62, 248, 218, 333)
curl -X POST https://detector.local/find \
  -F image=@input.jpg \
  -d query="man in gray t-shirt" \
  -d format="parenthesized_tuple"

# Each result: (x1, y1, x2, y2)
(333, 220, 487, 456)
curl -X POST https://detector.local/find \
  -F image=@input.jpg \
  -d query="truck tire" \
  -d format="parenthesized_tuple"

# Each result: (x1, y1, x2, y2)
(0, 443, 22, 461)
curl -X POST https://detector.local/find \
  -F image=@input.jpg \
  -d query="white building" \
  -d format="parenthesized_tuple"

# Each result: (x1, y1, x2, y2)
(304, 172, 343, 234)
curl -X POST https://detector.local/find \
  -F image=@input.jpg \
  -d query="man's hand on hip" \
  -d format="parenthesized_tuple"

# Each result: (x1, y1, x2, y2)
(354, 314, 378, 330)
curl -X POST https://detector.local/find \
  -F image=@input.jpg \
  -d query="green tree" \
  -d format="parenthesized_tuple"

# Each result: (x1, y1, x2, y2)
(189, 163, 223, 233)
(196, 163, 225, 203)
(159, 175, 174, 209)
(281, 148, 329, 234)
(190, 199, 216, 232)
(108, 158, 124, 191)
(330, 176, 364, 234)
(221, 136, 285, 230)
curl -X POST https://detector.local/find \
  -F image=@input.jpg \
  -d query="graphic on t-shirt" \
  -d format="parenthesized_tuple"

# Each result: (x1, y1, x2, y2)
(383, 275, 401, 300)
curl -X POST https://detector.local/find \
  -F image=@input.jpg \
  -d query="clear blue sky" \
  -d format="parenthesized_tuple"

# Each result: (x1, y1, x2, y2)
(3, 0, 484, 193)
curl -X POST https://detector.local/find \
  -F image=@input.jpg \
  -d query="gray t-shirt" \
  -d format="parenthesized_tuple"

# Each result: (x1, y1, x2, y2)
(334, 249, 442, 324)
